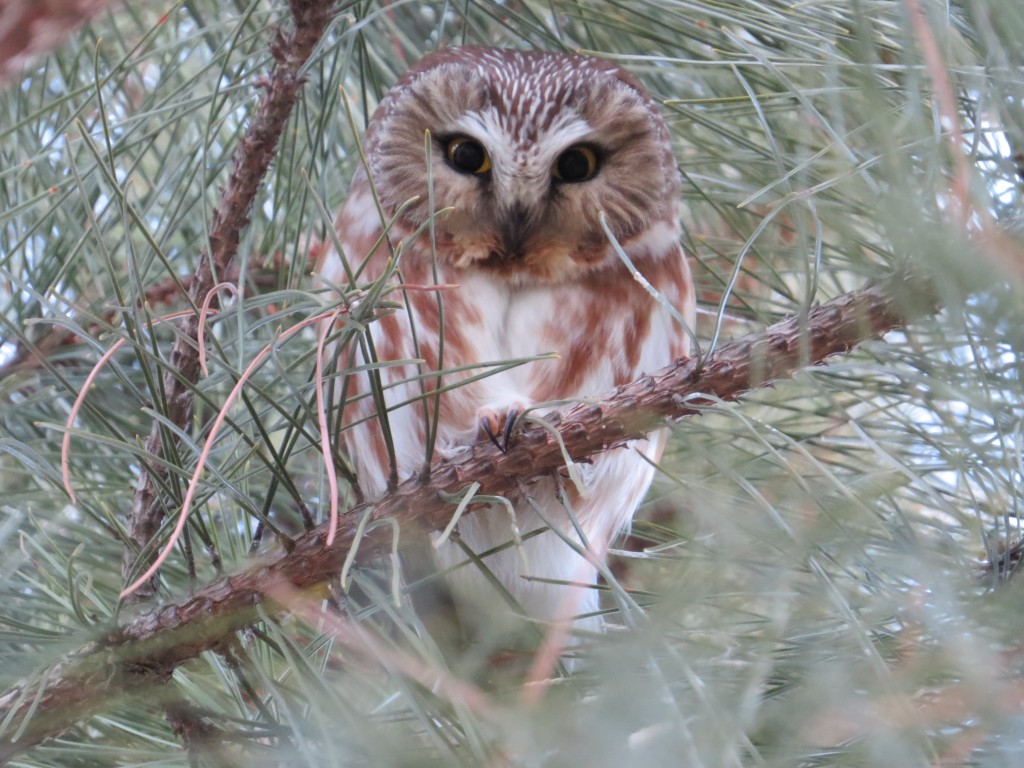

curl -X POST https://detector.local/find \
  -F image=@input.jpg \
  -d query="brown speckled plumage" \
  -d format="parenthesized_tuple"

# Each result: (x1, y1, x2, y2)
(319, 46, 694, 639)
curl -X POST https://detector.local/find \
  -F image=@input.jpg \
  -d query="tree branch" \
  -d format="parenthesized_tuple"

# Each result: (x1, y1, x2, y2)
(0, 263, 282, 381)
(122, 0, 338, 602)
(0, 269, 939, 761)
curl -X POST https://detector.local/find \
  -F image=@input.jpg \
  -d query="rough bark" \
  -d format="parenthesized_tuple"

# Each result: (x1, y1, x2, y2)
(0, 270, 939, 761)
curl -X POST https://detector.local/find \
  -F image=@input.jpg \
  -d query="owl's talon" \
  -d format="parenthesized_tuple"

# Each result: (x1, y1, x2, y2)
(501, 408, 520, 452)
(478, 405, 525, 453)
(481, 416, 506, 453)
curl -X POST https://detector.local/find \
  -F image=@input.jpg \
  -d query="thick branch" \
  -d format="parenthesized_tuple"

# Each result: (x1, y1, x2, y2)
(123, 0, 337, 601)
(0, 270, 939, 760)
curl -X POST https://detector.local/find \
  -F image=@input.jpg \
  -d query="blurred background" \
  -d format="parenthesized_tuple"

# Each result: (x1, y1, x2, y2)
(2, 1, 1023, 765)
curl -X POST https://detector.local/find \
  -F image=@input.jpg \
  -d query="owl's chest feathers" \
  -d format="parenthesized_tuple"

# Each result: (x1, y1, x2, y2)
(400, 264, 673, 421)
(456, 277, 567, 361)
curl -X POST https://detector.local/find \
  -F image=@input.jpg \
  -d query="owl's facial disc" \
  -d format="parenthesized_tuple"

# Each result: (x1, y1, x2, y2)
(437, 125, 606, 273)
(364, 47, 681, 282)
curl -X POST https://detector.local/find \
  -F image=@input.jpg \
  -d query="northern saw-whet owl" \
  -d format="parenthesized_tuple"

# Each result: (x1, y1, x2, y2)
(318, 46, 695, 646)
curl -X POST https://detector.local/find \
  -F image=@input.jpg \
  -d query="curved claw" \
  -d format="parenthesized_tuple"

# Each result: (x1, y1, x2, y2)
(479, 408, 522, 454)
(480, 416, 505, 453)
(501, 408, 520, 453)
(478, 404, 527, 454)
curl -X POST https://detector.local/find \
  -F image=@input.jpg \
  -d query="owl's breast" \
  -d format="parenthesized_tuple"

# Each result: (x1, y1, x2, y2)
(444, 267, 678, 407)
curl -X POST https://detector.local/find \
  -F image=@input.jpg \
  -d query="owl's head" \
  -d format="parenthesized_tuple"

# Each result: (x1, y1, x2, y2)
(362, 46, 681, 283)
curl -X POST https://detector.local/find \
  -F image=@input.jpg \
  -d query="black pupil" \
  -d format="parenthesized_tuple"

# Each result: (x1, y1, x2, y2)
(451, 140, 485, 172)
(557, 149, 592, 181)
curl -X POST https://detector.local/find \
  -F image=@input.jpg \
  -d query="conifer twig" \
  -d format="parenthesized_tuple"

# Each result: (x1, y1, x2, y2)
(0, 269, 940, 761)
(0, 264, 280, 380)
(122, 0, 338, 602)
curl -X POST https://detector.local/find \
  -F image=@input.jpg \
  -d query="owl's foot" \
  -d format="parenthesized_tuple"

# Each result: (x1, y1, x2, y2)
(478, 405, 524, 453)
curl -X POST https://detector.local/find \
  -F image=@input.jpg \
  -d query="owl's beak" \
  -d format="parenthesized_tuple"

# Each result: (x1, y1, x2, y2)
(494, 201, 538, 263)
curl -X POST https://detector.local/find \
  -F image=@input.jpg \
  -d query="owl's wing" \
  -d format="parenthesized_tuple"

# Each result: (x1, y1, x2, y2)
(317, 171, 389, 288)
(316, 172, 403, 498)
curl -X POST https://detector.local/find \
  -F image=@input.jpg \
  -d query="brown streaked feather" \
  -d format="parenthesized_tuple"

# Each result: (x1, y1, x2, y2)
(317, 47, 697, 642)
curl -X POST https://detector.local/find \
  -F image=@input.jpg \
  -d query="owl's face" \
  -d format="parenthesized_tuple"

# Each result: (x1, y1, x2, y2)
(362, 47, 681, 283)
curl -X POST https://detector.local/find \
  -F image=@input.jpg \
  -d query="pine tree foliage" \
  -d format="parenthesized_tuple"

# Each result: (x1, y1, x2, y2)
(1, 0, 1023, 765)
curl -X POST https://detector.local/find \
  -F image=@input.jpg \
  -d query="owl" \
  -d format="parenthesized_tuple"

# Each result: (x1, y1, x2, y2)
(318, 47, 695, 645)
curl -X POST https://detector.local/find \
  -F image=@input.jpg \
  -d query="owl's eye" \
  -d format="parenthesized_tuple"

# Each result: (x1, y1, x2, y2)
(444, 136, 491, 175)
(552, 145, 599, 183)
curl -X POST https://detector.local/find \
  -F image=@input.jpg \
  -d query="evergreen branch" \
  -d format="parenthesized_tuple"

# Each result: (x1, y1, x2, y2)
(122, 0, 338, 602)
(0, 262, 281, 380)
(0, 269, 939, 761)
